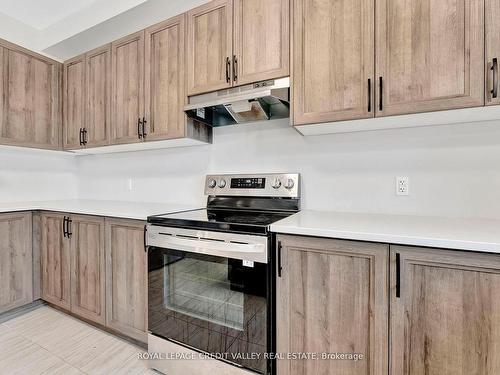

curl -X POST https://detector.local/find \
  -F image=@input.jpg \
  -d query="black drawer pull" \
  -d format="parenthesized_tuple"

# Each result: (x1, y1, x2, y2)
(492, 58, 498, 99)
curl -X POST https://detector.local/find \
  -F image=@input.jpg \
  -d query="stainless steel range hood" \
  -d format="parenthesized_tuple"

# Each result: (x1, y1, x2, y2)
(184, 77, 290, 127)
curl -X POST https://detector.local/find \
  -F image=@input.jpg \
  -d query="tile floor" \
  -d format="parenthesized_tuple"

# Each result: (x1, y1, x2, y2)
(0, 305, 155, 375)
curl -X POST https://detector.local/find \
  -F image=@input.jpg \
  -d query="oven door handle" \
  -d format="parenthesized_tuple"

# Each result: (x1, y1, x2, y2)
(150, 234, 266, 260)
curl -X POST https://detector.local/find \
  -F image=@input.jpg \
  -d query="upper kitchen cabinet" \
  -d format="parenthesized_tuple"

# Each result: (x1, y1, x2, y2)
(64, 46, 111, 150)
(85, 45, 111, 147)
(187, 0, 289, 95)
(187, 0, 233, 95)
(375, 0, 484, 116)
(292, 0, 374, 125)
(486, 0, 500, 105)
(111, 31, 145, 144)
(391, 246, 500, 375)
(63, 54, 86, 149)
(0, 41, 61, 149)
(233, 0, 289, 86)
(144, 15, 187, 140)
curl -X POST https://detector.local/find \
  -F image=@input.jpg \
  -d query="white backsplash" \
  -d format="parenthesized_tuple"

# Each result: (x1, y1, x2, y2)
(75, 118, 500, 220)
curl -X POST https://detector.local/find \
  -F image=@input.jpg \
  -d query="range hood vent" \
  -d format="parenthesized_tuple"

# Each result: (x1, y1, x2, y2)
(185, 77, 290, 127)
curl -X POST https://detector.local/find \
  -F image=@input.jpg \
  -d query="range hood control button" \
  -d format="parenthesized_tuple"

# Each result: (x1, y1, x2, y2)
(208, 179, 217, 188)
(284, 178, 295, 190)
(218, 179, 227, 188)
(272, 178, 282, 189)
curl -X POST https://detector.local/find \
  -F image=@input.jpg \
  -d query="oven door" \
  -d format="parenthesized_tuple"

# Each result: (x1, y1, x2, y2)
(147, 227, 269, 374)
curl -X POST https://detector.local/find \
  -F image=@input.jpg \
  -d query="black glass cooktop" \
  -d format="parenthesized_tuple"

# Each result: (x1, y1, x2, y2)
(148, 208, 294, 235)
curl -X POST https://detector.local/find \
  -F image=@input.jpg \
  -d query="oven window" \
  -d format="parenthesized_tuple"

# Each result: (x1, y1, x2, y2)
(149, 247, 268, 374)
(165, 252, 244, 330)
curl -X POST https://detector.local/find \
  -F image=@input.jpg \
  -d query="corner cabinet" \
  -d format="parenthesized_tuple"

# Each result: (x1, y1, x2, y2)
(0, 212, 33, 314)
(0, 41, 61, 149)
(276, 235, 388, 375)
(187, 0, 289, 95)
(391, 246, 500, 375)
(105, 218, 147, 342)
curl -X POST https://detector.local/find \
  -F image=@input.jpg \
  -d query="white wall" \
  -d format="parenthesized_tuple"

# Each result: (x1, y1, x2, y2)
(0, 147, 77, 202)
(76, 119, 500, 220)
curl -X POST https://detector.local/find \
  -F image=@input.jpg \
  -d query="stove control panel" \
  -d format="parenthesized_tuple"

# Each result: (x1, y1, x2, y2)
(205, 173, 300, 198)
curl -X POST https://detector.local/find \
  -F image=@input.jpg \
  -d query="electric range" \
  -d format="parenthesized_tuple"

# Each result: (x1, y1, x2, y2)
(146, 173, 300, 375)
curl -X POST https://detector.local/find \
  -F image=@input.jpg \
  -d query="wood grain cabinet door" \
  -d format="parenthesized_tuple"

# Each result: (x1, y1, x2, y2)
(233, 0, 289, 86)
(41, 213, 71, 310)
(86, 45, 111, 147)
(376, 0, 485, 116)
(0, 212, 33, 314)
(391, 246, 500, 375)
(276, 235, 388, 375)
(111, 31, 145, 144)
(63, 55, 86, 150)
(70, 215, 105, 325)
(105, 218, 147, 342)
(0, 47, 61, 149)
(187, 0, 233, 95)
(144, 15, 186, 141)
(486, 0, 500, 105)
(292, 0, 375, 125)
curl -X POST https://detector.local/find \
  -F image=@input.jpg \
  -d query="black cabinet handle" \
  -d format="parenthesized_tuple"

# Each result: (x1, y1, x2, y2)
(67, 218, 73, 239)
(226, 57, 231, 83)
(396, 253, 401, 298)
(368, 78, 372, 112)
(137, 118, 143, 139)
(379, 77, 383, 111)
(79, 129, 83, 146)
(142, 117, 147, 138)
(492, 58, 498, 99)
(83, 128, 88, 145)
(233, 55, 238, 82)
(63, 216, 68, 238)
(277, 241, 283, 277)
(143, 225, 147, 252)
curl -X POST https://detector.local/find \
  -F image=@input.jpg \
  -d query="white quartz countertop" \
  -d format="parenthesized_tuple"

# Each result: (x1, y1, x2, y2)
(0, 200, 198, 221)
(270, 210, 500, 253)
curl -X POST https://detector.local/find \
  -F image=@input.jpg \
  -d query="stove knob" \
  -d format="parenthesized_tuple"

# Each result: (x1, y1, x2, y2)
(271, 178, 282, 189)
(218, 179, 227, 188)
(284, 178, 295, 190)
(208, 179, 217, 188)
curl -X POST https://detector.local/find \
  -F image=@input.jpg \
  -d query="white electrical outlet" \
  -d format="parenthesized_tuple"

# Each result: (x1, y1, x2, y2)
(396, 177, 409, 196)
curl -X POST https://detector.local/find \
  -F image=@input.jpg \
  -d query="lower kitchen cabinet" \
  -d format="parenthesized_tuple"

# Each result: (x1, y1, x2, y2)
(70, 215, 106, 325)
(276, 235, 389, 375)
(105, 218, 147, 342)
(0, 212, 33, 314)
(41, 212, 71, 310)
(41, 212, 106, 325)
(391, 246, 500, 375)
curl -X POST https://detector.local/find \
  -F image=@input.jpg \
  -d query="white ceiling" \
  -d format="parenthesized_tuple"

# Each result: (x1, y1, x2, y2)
(0, 0, 100, 30)
(0, 0, 149, 59)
